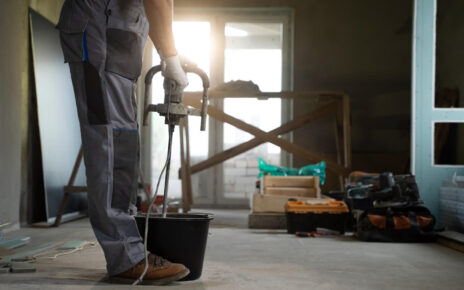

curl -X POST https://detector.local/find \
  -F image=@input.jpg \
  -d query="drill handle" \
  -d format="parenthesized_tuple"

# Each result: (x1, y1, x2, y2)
(143, 63, 210, 131)
(143, 65, 162, 126)
(184, 66, 210, 131)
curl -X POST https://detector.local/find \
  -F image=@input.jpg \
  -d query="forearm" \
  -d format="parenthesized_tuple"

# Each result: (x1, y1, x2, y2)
(144, 0, 177, 58)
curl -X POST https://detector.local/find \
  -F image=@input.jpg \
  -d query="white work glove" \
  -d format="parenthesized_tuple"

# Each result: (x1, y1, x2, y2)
(161, 55, 189, 90)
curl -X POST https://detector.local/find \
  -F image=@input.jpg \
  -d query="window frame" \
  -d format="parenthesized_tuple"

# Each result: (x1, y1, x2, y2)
(172, 8, 294, 207)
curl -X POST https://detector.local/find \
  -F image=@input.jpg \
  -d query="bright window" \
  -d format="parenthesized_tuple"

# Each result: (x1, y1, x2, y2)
(149, 12, 291, 204)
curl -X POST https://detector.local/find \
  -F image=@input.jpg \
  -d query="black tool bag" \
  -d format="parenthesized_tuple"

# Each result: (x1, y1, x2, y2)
(346, 173, 421, 211)
(357, 204, 436, 242)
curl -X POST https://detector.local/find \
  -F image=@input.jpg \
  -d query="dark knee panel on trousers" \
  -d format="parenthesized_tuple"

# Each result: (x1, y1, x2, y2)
(83, 62, 109, 125)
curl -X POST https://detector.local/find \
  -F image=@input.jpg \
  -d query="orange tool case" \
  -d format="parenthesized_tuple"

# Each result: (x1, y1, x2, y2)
(285, 200, 350, 234)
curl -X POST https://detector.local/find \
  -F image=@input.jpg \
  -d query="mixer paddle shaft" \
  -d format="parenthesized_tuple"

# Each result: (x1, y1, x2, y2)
(162, 124, 175, 218)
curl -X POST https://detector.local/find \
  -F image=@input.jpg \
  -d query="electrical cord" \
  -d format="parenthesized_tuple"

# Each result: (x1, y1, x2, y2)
(132, 152, 168, 286)
(33, 242, 97, 260)
(132, 80, 175, 286)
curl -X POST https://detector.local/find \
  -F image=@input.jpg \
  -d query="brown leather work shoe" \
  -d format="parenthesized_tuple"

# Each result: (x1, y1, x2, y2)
(110, 253, 189, 285)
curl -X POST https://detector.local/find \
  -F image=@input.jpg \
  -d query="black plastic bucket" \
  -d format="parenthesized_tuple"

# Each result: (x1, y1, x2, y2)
(135, 213, 213, 281)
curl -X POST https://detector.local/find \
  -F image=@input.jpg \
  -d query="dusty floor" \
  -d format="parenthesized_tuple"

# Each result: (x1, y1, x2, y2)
(1, 209, 464, 290)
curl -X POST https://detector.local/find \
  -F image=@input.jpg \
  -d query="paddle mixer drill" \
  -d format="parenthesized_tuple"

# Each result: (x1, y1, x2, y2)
(142, 60, 209, 217)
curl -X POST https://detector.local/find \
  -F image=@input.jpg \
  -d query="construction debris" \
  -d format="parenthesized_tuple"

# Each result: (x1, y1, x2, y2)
(0, 236, 30, 249)
(10, 262, 36, 273)
(0, 244, 53, 263)
(0, 267, 10, 274)
(58, 240, 87, 250)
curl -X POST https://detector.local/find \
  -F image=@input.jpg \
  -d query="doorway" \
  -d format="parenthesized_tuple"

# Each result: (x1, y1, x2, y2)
(149, 9, 293, 208)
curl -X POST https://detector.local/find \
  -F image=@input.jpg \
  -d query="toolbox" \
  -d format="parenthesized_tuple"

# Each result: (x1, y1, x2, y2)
(285, 200, 349, 234)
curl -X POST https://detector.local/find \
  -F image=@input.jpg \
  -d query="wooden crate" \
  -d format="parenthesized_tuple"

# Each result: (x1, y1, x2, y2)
(262, 176, 321, 198)
(263, 176, 319, 188)
(264, 187, 317, 197)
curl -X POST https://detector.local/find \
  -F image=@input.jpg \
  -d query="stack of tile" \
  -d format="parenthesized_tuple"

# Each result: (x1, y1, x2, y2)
(249, 176, 330, 229)
(440, 186, 464, 233)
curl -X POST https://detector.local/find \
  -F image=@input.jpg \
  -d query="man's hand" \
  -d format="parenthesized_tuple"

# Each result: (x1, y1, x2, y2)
(162, 55, 188, 89)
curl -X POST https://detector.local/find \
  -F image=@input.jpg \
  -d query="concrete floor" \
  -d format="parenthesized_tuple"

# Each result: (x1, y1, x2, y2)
(1, 209, 464, 290)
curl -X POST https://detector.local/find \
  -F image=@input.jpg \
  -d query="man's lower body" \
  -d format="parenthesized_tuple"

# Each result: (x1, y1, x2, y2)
(57, 0, 188, 283)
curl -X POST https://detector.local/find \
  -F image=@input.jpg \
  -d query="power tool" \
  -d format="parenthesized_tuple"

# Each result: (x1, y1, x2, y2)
(143, 60, 209, 217)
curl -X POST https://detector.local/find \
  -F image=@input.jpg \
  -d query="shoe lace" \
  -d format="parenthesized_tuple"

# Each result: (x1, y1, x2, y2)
(148, 254, 167, 268)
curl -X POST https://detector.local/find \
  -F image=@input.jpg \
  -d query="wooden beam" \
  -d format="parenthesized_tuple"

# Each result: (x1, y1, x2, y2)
(63, 186, 87, 193)
(185, 99, 348, 176)
(67, 147, 83, 187)
(342, 94, 352, 169)
(184, 90, 346, 100)
(334, 103, 345, 189)
(188, 101, 339, 175)
(54, 147, 85, 227)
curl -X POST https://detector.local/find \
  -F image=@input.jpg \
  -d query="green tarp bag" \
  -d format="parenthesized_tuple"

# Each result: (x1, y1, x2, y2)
(258, 158, 326, 185)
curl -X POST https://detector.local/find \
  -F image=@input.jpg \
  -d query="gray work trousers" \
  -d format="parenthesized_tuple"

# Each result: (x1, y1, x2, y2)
(57, 0, 149, 276)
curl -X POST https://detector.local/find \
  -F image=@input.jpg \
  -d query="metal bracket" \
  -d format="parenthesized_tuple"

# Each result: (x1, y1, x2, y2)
(147, 103, 201, 117)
